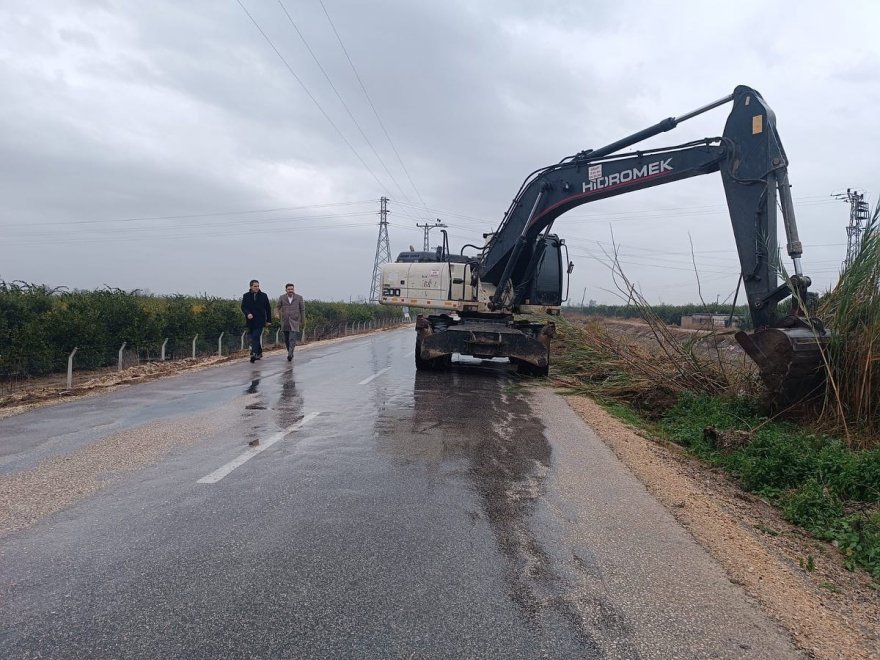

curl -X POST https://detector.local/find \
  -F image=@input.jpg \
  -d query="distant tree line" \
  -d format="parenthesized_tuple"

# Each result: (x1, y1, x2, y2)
(564, 302, 753, 329)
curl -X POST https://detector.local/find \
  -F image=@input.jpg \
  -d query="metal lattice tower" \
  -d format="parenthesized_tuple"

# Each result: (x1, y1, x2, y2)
(416, 218, 447, 251)
(369, 196, 392, 302)
(834, 188, 870, 271)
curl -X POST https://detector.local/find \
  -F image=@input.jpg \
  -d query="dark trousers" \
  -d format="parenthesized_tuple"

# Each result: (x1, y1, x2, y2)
(283, 330, 298, 352)
(249, 325, 263, 355)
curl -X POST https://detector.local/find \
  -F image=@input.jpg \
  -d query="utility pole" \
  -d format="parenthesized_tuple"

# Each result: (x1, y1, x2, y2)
(834, 188, 870, 271)
(369, 197, 392, 302)
(416, 218, 447, 251)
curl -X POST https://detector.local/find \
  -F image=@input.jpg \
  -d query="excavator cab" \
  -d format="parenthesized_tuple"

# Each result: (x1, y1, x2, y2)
(521, 234, 566, 307)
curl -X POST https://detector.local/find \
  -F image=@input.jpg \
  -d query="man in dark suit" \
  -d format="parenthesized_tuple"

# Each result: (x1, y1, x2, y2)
(241, 279, 272, 363)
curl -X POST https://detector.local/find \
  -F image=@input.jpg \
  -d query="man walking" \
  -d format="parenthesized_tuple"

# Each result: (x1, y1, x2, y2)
(275, 283, 306, 362)
(241, 279, 271, 363)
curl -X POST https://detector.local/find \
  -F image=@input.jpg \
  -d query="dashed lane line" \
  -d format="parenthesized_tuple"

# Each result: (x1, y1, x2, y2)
(197, 412, 320, 484)
(357, 367, 390, 385)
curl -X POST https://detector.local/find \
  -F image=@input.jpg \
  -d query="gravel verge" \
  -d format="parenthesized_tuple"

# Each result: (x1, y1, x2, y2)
(564, 394, 879, 659)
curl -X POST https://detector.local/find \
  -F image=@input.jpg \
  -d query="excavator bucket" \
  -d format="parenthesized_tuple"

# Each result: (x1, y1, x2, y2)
(735, 326, 829, 405)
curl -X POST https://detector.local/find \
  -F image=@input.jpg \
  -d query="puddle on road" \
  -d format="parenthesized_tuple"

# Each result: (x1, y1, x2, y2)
(373, 368, 585, 623)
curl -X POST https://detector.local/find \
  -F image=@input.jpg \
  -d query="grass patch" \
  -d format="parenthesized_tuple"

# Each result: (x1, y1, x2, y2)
(659, 393, 880, 577)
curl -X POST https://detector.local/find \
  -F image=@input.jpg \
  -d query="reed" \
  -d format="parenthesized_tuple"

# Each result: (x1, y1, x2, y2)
(818, 205, 880, 444)
(553, 247, 758, 416)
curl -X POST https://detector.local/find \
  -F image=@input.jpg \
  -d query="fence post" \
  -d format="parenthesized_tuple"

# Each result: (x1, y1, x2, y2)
(161, 338, 169, 361)
(67, 347, 78, 389)
(118, 342, 127, 372)
(192, 334, 198, 359)
(218, 332, 224, 357)
(240, 330, 247, 351)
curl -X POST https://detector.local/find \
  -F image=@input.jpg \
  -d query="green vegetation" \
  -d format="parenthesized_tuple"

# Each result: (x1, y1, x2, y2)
(0, 281, 401, 378)
(659, 393, 880, 577)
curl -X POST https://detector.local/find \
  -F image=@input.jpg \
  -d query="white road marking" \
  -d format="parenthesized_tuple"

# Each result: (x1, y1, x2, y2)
(358, 367, 390, 385)
(197, 412, 320, 484)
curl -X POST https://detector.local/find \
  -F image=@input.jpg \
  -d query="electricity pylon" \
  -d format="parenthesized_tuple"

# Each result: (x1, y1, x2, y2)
(369, 197, 392, 302)
(834, 188, 869, 271)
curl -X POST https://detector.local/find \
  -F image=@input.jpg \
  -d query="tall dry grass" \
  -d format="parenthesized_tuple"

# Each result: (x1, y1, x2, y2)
(553, 251, 759, 416)
(818, 207, 880, 445)
(556, 221, 879, 447)
(552, 315, 756, 417)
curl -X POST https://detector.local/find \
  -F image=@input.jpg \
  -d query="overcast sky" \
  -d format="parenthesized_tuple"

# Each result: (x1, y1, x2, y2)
(2, 0, 878, 305)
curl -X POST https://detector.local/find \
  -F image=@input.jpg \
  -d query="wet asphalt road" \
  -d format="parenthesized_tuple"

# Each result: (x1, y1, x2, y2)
(0, 329, 799, 658)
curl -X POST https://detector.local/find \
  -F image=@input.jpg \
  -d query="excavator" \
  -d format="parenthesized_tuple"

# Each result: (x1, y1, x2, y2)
(380, 85, 828, 402)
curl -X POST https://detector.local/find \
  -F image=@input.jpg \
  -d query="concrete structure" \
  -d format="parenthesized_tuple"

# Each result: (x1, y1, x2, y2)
(680, 314, 740, 329)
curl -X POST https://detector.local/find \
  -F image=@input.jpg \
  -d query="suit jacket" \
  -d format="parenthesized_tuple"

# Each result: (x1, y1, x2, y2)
(241, 290, 272, 328)
(276, 293, 305, 331)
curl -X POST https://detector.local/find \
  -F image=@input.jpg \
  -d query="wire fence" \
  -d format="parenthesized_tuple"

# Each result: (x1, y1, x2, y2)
(0, 316, 408, 396)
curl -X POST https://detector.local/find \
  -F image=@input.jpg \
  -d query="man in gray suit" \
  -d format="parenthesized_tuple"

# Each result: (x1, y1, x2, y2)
(275, 283, 306, 361)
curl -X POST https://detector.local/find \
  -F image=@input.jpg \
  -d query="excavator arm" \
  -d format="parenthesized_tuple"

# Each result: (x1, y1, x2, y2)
(481, 140, 728, 306)
(480, 85, 827, 400)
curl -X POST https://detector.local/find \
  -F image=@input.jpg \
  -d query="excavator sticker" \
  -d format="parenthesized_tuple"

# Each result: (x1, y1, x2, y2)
(752, 114, 763, 134)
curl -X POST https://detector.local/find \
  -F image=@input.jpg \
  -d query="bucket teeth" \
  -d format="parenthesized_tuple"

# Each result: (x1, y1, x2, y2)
(736, 326, 829, 404)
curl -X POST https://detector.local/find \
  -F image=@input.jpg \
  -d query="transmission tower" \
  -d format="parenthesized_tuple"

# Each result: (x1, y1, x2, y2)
(416, 218, 447, 251)
(369, 197, 392, 302)
(834, 188, 870, 271)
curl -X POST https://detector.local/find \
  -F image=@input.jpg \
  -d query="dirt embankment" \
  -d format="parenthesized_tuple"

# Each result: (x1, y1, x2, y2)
(565, 394, 879, 660)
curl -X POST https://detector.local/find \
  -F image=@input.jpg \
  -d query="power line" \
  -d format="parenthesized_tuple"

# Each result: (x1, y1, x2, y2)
(5, 220, 383, 247)
(235, 0, 389, 194)
(392, 195, 838, 226)
(277, 0, 407, 200)
(319, 0, 428, 211)
(0, 200, 378, 228)
(6, 211, 377, 235)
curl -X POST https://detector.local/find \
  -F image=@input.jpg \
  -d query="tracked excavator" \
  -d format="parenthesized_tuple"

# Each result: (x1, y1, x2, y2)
(380, 85, 828, 402)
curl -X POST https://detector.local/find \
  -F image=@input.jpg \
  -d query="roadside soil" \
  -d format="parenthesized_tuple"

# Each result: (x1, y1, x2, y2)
(563, 394, 879, 660)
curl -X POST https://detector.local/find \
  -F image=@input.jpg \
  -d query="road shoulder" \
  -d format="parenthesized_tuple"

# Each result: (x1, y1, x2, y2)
(561, 391, 879, 659)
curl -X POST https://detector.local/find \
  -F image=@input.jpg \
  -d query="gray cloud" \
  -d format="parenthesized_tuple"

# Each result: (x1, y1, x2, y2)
(1, 0, 878, 304)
